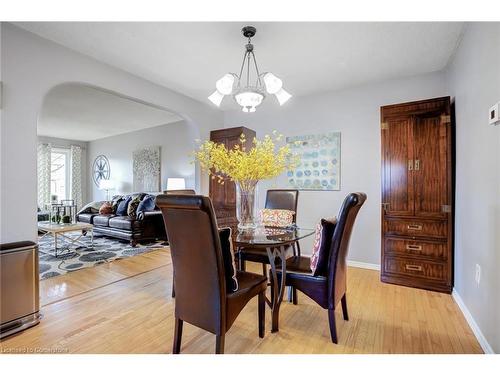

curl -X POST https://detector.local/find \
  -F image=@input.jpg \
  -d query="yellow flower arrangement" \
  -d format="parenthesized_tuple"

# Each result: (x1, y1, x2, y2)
(194, 131, 298, 185)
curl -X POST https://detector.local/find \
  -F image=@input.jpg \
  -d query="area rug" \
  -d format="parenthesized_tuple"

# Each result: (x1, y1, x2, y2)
(38, 234, 168, 280)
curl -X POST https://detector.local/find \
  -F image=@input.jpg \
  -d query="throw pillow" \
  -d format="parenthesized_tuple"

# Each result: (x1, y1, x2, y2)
(78, 200, 106, 214)
(260, 208, 295, 227)
(111, 195, 123, 213)
(116, 196, 131, 216)
(99, 202, 113, 215)
(136, 194, 156, 217)
(127, 195, 142, 219)
(219, 227, 238, 292)
(310, 218, 337, 276)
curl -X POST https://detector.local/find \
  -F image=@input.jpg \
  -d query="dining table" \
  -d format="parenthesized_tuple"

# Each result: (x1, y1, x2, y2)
(235, 226, 315, 333)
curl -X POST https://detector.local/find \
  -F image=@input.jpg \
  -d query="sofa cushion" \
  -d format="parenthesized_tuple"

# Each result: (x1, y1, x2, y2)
(127, 195, 142, 219)
(93, 214, 116, 227)
(111, 195, 123, 213)
(109, 216, 142, 231)
(136, 194, 156, 216)
(116, 196, 132, 216)
(99, 202, 113, 215)
(77, 213, 97, 224)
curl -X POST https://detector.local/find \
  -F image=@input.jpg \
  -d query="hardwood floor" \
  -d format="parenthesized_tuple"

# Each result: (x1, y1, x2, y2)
(0, 249, 482, 354)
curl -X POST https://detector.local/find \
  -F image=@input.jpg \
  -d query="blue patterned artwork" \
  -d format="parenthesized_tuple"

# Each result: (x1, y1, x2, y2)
(286, 132, 341, 191)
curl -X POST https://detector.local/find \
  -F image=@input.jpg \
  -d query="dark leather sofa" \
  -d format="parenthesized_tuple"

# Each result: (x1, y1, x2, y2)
(76, 195, 167, 246)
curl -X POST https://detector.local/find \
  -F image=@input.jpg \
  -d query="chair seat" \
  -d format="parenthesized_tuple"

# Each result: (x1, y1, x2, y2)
(226, 271, 267, 329)
(275, 256, 329, 309)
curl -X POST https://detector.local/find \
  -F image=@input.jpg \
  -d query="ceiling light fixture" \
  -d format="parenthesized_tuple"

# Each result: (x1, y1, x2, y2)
(208, 26, 292, 112)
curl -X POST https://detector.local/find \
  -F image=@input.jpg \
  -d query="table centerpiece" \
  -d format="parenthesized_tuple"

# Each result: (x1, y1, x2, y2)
(194, 131, 297, 230)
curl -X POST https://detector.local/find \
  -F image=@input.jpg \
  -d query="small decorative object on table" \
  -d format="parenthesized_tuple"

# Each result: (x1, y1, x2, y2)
(194, 131, 298, 230)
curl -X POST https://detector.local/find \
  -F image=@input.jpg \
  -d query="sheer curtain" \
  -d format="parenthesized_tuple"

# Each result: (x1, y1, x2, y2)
(37, 143, 51, 209)
(70, 145, 83, 209)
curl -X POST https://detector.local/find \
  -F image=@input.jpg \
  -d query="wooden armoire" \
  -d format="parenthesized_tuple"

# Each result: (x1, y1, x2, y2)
(381, 97, 454, 293)
(209, 126, 256, 231)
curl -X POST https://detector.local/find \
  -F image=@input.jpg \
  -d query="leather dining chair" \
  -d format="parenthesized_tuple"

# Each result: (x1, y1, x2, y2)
(273, 192, 366, 344)
(237, 189, 300, 275)
(163, 189, 196, 298)
(156, 194, 267, 354)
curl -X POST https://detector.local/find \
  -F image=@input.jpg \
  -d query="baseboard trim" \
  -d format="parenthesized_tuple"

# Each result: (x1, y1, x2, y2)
(452, 288, 494, 354)
(347, 260, 380, 271)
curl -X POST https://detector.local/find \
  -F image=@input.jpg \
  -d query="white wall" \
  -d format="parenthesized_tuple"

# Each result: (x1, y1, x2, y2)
(37, 136, 89, 205)
(224, 72, 448, 263)
(0, 23, 222, 243)
(446, 23, 500, 353)
(88, 121, 196, 201)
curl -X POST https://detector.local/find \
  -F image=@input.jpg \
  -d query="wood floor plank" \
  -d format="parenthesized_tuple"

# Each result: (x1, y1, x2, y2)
(0, 249, 483, 354)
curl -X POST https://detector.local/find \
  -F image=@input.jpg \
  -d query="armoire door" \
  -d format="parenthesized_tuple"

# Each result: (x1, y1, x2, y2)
(413, 114, 450, 219)
(382, 117, 415, 217)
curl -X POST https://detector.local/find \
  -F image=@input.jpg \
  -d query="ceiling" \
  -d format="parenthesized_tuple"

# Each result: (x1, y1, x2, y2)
(18, 22, 464, 107)
(38, 84, 182, 141)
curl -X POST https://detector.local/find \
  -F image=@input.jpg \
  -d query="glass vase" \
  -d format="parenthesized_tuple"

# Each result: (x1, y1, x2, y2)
(235, 180, 258, 231)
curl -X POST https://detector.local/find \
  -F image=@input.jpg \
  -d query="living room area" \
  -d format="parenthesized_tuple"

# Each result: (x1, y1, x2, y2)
(1, 2, 500, 370)
(35, 82, 195, 279)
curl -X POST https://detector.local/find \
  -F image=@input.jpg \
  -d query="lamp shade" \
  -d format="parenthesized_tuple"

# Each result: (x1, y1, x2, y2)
(99, 179, 115, 190)
(166, 178, 186, 190)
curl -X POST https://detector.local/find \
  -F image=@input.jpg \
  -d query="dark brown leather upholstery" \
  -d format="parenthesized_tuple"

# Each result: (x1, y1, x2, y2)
(77, 198, 167, 246)
(164, 189, 196, 195)
(274, 192, 367, 344)
(156, 194, 267, 354)
(109, 216, 142, 231)
(237, 189, 300, 271)
(76, 213, 97, 224)
(93, 214, 115, 226)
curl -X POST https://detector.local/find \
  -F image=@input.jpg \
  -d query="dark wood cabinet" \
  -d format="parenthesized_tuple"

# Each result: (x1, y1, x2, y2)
(209, 126, 256, 231)
(381, 97, 453, 293)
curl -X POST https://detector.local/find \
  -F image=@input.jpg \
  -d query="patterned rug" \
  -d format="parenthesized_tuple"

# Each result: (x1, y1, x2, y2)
(38, 233, 168, 280)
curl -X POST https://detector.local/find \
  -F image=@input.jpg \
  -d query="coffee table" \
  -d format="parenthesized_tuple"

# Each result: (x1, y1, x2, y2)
(38, 222, 94, 257)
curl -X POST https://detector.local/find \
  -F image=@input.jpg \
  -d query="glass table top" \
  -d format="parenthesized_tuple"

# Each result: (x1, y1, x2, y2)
(235, 226, 315, 247)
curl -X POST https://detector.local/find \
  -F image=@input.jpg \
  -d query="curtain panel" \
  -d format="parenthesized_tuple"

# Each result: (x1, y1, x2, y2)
(70, 145, 83, 209)
(37, 143, 51, 209)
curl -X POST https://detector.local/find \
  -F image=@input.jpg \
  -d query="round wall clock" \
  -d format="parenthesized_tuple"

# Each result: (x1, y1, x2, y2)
(92, 155, 110, 187)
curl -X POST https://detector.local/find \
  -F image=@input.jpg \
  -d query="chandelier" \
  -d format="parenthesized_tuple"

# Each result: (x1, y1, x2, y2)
(208, 26, 292, 113)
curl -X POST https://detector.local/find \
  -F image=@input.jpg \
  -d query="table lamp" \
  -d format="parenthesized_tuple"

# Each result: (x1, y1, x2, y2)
(166, 178, 186, 191)
(99, 179, 115, 201)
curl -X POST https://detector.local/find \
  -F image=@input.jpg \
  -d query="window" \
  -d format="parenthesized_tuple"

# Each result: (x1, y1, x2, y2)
(50, 148, 71, 201)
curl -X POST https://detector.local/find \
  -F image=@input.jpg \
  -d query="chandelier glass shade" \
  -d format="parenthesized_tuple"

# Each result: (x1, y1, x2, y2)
(208, 26, 291, 112)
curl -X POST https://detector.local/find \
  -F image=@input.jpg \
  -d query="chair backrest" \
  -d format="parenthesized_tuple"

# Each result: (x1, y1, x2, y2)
(327, 192, 367, 309)
(156, 194, 226, 335)
(163, 189, 196, 195)
(265, 189, 299, 223)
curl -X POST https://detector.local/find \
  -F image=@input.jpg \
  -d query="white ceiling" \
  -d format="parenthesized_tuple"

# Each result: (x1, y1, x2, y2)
(18, 22, 464, 107)
(38, 84, 182, 141)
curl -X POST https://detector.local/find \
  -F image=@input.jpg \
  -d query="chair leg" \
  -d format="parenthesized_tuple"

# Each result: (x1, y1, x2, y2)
(287, 286, 298, 304)
(341, 294, 349, 321)
(239, 254, 246, 271)
(258, 291, 265, 338)
(261, 263, 267, 276)
(215, 334, 225, 354)
(328, 309, 338, 344)
(172, 318, 183, 354)
(171, 277, 175, 298)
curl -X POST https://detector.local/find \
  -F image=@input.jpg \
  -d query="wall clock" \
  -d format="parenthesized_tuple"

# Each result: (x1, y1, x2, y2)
(92, 155, 110, 187)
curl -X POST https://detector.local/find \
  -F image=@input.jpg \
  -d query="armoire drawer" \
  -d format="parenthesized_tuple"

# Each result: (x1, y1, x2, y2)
(384, 237, 447, 260)
(384, 218, 447, 238)
(383, 256, 447, 282)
